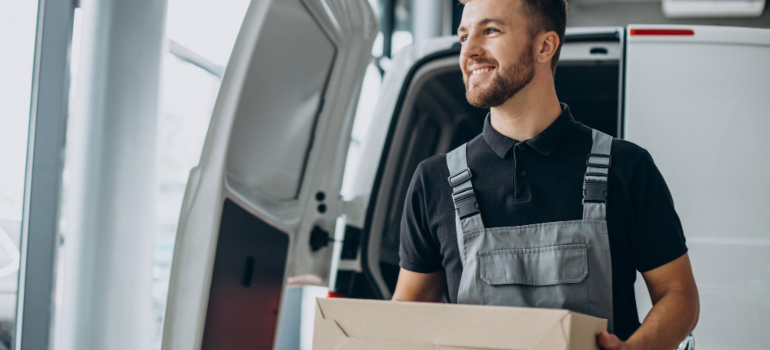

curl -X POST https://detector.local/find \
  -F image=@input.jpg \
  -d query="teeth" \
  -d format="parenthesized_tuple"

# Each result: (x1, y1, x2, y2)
(472, 68, 492, 76)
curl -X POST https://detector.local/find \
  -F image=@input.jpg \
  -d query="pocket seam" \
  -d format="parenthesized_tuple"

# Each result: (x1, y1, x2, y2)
(478, 243, 587, 256)
(478, 243, 588, 286)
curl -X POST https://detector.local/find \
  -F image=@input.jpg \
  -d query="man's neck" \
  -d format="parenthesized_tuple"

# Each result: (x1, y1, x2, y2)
(489, 78, 562, 142)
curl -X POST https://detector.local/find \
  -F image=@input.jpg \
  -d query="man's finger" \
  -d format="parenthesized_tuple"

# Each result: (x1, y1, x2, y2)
(597, 331, 623, 350)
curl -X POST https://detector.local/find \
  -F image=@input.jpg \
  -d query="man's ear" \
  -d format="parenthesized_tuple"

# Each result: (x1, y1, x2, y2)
(536, 31, 560, 65)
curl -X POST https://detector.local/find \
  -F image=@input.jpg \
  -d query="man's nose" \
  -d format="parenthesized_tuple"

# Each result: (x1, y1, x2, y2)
(460, 33, 484, 60)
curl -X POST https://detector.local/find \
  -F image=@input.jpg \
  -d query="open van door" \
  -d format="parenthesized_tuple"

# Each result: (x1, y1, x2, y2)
(623, 25, 770, 349)
(161, 0, 376, 349)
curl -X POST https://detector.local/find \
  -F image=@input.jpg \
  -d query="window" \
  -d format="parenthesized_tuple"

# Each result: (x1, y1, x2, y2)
(0, 1, 41, 348)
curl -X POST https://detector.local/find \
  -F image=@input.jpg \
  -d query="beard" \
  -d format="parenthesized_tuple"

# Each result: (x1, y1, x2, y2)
(463, 45, 536, 109)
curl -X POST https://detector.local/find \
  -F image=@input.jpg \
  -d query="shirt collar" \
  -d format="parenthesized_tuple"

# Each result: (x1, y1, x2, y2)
(482, 103, 577, 158)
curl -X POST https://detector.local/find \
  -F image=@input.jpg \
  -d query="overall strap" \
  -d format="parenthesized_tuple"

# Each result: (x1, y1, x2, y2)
(446, 143, 485, 266)
(583, 129, 613, 221)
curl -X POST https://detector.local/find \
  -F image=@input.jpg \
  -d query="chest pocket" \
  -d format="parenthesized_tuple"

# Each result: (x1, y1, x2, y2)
(478, 243, 589, 310)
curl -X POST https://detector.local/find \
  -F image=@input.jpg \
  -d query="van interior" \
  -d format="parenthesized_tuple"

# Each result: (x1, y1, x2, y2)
(335, 37, 623, 300)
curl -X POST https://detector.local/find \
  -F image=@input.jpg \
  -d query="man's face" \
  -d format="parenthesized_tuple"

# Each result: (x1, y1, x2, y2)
(458, 0, 536, 108)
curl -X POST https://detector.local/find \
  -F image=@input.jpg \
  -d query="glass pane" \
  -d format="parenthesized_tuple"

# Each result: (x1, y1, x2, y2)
(165, 0, 251, 67)
(153, 53, 221, 349)
(0, 1, 41, 347)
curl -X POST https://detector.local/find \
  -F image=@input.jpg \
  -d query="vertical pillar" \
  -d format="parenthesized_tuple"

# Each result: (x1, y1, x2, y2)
(56, 0, 167, 349)
(381, 0, 396, 57)
(16, 0, 74, 349)
(412, 0, 452, 44)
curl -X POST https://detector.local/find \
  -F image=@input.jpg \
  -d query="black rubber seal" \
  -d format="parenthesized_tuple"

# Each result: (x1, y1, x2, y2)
(564, 31, 621, 43)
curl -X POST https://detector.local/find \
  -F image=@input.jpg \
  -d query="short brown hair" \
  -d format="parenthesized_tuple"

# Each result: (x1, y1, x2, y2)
(459, 0, 568, 73)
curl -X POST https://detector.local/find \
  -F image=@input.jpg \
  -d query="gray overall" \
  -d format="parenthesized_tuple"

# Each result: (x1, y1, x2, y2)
(446, 129, 614, 332)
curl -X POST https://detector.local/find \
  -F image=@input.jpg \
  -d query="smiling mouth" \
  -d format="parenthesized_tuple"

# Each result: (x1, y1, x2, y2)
(468, 66, 497, 82)
(471, 67, 494, 76)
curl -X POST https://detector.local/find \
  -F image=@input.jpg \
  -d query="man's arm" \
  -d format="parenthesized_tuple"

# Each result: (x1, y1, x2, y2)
(598, 253, 700, 350)
(392, 268, 446, 302)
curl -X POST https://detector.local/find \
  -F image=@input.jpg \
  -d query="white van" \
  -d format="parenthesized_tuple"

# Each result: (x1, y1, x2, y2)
(160, 0, 770, 349)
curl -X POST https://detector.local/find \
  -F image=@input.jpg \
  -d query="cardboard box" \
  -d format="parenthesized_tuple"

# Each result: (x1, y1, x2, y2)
(313, 298, 607, 350)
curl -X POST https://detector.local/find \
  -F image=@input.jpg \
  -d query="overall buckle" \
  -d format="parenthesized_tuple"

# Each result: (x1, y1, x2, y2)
(583, 180, 608, 203)
(454, 195, 480, 219)
(452, 188, 480, 219)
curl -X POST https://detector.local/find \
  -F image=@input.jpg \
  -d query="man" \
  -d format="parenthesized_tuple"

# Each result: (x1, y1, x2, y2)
(392, 0, 700, 349)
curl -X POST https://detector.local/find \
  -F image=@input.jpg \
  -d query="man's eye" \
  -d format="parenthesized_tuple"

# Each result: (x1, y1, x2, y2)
(487, 28, 499, 34)
(460, 36, 468, 43)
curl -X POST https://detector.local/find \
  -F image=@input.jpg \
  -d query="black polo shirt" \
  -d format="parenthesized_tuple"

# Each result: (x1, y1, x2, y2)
(399, 103, 687, 340)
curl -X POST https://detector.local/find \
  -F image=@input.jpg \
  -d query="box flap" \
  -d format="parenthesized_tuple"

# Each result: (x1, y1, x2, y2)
(316, 298, 575, 349)
(314, 299, 349, 350)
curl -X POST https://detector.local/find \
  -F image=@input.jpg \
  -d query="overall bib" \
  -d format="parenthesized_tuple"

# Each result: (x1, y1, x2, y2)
(446, 129, 614, 332)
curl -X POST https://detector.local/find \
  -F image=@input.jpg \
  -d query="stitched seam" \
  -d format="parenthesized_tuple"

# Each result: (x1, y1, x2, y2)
(483, 280, 489, 304)
(463, 229, 485, 239)
(478, 244, 589, 284)
(584, 249, 590, 310)
(460, 221, 606, 238)
(483, 278, 585, 285)
(461, 229, 484, 265)
(481, 268, 589, 285)
(481, 260, 490, 304)
(478, 243, 587, 256)
(484, 220, 582, 233)
(481, 220, 607, 235)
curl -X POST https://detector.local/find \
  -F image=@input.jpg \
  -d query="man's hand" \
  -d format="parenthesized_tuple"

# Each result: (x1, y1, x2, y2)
(598, 331, 632, 350)
(604, 253, 698, 350)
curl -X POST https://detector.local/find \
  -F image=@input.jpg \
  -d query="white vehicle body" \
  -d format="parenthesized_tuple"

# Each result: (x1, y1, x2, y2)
(162, 0, 770, 348)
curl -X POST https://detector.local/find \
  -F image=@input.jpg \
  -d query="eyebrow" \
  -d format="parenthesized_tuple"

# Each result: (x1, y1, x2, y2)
(457, 18, 507, 33)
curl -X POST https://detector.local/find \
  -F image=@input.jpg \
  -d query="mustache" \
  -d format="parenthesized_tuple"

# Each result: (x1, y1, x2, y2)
(466, 58, 498, 71)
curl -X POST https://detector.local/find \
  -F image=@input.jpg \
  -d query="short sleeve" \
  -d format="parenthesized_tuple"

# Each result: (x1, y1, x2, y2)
(399, 162, 443, 273)
(629, 150, 688, 272)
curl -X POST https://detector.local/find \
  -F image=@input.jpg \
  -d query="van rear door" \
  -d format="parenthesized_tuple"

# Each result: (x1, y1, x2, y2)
(623, 25, 770, 349)
(161, 1, 376, 349)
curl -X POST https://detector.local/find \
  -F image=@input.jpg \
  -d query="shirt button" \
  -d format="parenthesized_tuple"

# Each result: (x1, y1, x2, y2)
(520, 171, 526, 176)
